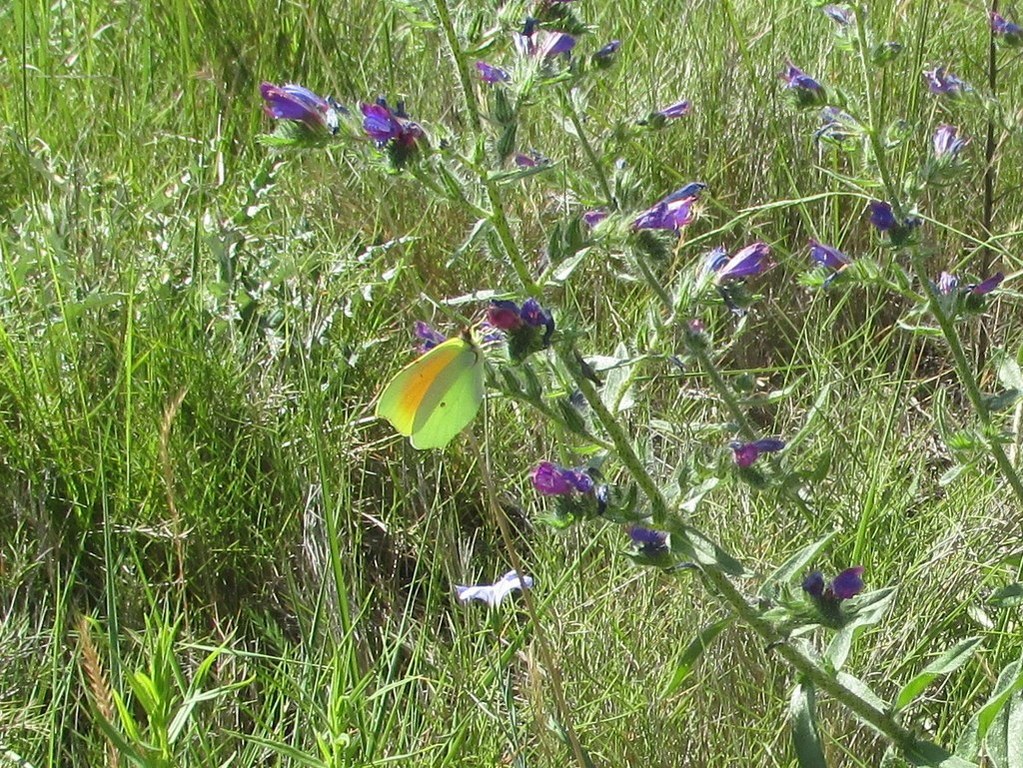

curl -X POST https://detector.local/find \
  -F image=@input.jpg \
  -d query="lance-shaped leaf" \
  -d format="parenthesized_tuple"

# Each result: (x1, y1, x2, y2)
(895, 637, 983, 712)
(790, 681, 828, 768)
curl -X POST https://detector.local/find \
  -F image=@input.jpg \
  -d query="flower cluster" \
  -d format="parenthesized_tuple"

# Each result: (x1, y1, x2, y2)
(531, 461, 608, 525)
(781, 62, 827, 108)
(923, 66, 971, 97)
(868, 201, 921, 246)
(991, 11, 1023, 46)
(730, 438, 785, 468)
(487, 298, 555, 362)
(360, 99, 425, 168)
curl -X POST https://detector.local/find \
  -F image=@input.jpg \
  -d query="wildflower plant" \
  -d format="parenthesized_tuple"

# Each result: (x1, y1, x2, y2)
(256, 0, 1023, 766)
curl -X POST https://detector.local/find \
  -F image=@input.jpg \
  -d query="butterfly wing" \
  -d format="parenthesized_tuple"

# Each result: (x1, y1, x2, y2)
(376, 337, 468, 438)
(409, 340, 485, 449)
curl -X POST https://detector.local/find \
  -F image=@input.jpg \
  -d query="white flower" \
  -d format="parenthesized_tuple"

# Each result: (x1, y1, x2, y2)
(455, 570, 534, 608)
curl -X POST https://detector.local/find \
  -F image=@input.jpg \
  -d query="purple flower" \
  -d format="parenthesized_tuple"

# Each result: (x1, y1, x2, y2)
(260, 82, 341, 134)
(823, 4, 853, 25)
(730, 438, 785, 468)
(932, 124, 968, 160)
(968, 272, 1004, 295)
(455, 570, 534, 608)
(992, 12, 1023, 46)
(414, 321, 447, 352)
(923, 66, 971, 97)
(663, 182, 708, 202)
(593, 39, 621, 64)
(655, 99, 691, 119)
(538, 30, 576, 58)
(583, 209, 609, 228)
(531, 462, 594, 496)
(802, 567, 865, 603)
(628, 526, 669, 554)
(781, 62, 827, 106)
(632, 196, 697, 231)
(476, 60, 511, 84)
(808, 239, 850, 270)
(487, 300, 524, 331)
(868, 201, 898, 231)
(713, 242, 775, 283)
(514, 149, 550, 167)
(487, 298, 555, 358)
(360, 101, 424, 148)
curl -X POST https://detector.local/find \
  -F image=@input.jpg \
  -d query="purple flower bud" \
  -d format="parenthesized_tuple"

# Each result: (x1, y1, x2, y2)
(260, 82, 341, 134)
(628, 526, 669, 554)
(476, 60, 511, 84)
(360, 102, 402, 144)
(413, 321, 447, 352)
(802, 571, 825, 598)
(868, 201, 898, 231)
(537, 30, 576, 58)
(487, 300, 525, 331)
(730, 438, 785, 468)
(781, 62, 827, 106)
(830, 566, 865, 600)
(808, 239, 850, 270)
(531, 462, 593, 496)
(633, 196, 697, 231)
(933, 124, 968, 159)
(655, 99, 691, 119)
(992, 12, 1023, 46)
(594, 40, 621, 62)
(923, 66, 971, 97)
(968, 272, 1004, 295)
(714, 242, 775, 283)
(583, 209, 609, 228)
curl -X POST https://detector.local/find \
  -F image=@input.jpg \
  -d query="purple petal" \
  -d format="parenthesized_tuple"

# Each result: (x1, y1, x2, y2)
(476, 60, 511, 84)
(715, 242, 774, 282)
(868, 201, 897, 231)
(969, 272, 1004, 295)
(531, 462, 576, 496)
(802, 571, 825, 598)
(655, 99, 691, 119)
(830, 566, 865, 600)
(808, 239, 850, 270)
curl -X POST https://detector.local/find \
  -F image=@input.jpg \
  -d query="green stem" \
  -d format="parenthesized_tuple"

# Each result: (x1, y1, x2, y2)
(430, 0, 480, 133)
(556, 345, 669, 522)
(909, 254, 1023, 507)
(558, 88, 613, 206)
(697, 566, 917, 748)
(690, 342, 757, 440)
(485, 180, 540, 296)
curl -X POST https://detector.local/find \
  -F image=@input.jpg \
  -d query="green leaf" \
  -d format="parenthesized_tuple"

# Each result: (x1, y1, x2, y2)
(601, 342, 636, 414)
(662, 618, 734, 696)
(825, 588, 897, 670)
(956, 661, 1023, 760)
(672, 524, 745, 576)
(990, 583, 1023, 608)
(894, 637, 983, 711)
(985, 690, 1023, 768)
(836, 672, 888, 728)
(905, 740, 980, 767)
(759, 532, 837, 599)
(790, 681, 828, 768)
(996, 352, 1023, 392)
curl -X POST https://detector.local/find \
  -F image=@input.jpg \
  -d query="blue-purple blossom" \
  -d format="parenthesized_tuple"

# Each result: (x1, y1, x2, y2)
(260, 82, 342, 134)
(933, 124, 968, 160)
(514, 149, 550, 167)
(664, 182, 708, 202)
(414, 321, 446, 352)
(360, 101, 424, 148)
(531, 462, 594, 496)
(476, 60, 511, 84)
(712, 242, 775, 283)
(992, 12, 1023, 46)
(516, 27, 576, 59)
(583, 209, 609, 228)
(822, 4, 853, 25)
(655, 99, 691, 119)
(868, 201, 898, 231)
(628, 526, 669, 555)
(969, 272, 1004, 295)
(802, 567, 865, 602)
(781, 62, 827, 106)
(487, 298, 555, 359)
(808, 239, 850, 270)
(593, 39, 621, 63)
(455, 570, 534, 608)
(923, 66, 971, 97)
(633, 195, 697, 231)
(730, 438, 785, 468)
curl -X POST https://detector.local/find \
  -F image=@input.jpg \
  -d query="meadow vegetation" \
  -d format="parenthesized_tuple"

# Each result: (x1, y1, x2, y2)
(2, 0, 1023, 765)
